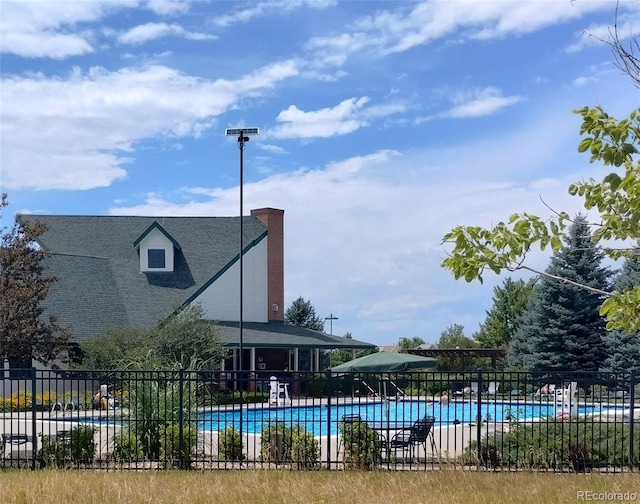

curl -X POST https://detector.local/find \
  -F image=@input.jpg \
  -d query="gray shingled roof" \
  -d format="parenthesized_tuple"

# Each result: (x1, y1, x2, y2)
(215, 321, 374, 349)
(19, 214, 266, 342)
(18, 214, 376, 352)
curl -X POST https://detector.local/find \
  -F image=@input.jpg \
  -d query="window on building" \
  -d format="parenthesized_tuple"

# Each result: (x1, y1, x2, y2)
(148, 249, 166, 269)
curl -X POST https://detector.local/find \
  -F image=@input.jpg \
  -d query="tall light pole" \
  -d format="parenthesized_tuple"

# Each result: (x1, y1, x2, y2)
(324, 313, 339, 335)
(325, 313, 339, 368)
(225, 127, 258, 466)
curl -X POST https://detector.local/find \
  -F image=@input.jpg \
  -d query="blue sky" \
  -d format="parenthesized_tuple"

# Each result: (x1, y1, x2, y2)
(1, 1, 638, 346)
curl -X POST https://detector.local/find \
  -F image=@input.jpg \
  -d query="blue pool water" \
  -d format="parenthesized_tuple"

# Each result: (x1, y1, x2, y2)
(198, 400, 599, 436)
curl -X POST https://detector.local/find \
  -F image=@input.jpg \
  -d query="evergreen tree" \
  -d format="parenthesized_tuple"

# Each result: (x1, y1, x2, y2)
(507, 215, 610, 372)
(474, 278, 536, 348)
(0, 194, 69, 364)
(600, 251, 640, 374)
(285, 296, 324, 331)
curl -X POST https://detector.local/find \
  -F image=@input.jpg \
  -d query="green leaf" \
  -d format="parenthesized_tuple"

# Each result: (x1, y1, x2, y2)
(577, 138, 592, 153)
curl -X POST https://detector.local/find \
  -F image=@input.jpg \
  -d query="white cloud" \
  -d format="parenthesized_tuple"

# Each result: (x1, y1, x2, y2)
(145, 0, 189, 15)
(306, 1, 618, 68)
(118, 22, 215, 45)
(106, 121, 593, 342)
(442, 87, 523, 118)
(572, 76, 598, 87)
(1, 61, 299, 190)
(260, 144, 287, 154)
(0, 0, 136, 59)
(211, 0, 335, 28)
(269, 97, 406, 139)
(566, 14, 640, 53)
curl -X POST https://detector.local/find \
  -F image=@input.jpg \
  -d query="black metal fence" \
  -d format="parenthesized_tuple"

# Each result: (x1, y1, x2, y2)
(1, 368, 637, 472)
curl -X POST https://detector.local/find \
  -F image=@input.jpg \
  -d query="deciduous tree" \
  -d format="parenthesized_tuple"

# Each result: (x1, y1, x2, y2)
(398, 336, 425, 353)
(0, 194, 68, 364)
(437, 324, 477, 370)
(78, 303, 226, 369)
(441, 105, 640, 332)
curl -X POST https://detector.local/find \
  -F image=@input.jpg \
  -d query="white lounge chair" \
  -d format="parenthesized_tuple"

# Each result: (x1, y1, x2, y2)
(487, 381, 500, 396)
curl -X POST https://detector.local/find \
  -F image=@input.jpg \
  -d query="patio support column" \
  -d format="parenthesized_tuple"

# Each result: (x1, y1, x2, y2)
(314, 349, 320, 371)
(250, 348, 256, 371)
(294, 348, 299, 371)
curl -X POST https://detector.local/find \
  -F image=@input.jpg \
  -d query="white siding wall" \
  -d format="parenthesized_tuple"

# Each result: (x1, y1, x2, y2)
(194, 238, 268, 322)
(138, 228, 175, 272)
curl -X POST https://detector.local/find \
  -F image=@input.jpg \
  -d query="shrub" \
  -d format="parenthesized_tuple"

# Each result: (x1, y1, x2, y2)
(161, 422, 198, 468)
(290, 426, 319, 469)
(303, 373, 327, 397)
(461, 419, 640, 470)
(479, 444, 500, 469)
(339, 419, 382, 470)
(38, 426, 96, 468)
(209, 391, 268, 405)
(218, 426, 244, 461)
(566, 442, 592, 472)
(112, 431, 144, 461)
(260, 422, 292, 462)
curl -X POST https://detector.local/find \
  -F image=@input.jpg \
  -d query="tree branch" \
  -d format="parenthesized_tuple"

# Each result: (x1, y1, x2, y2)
(509, 265, 611, 297)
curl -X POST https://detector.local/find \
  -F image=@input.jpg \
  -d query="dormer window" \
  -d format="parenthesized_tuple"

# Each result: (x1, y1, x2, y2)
(134, 222, 180, 273)
(148, 249, 166, 269)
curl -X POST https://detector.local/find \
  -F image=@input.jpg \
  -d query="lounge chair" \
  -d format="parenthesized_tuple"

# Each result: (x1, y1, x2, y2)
(389, 416, 437, 463)
(470, 382, 479, 397)
(487, 381, 500, 396)
(451, 382, 465, 397)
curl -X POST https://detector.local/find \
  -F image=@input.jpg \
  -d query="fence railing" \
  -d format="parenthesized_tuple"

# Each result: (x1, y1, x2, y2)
(1, 369, 637, 472)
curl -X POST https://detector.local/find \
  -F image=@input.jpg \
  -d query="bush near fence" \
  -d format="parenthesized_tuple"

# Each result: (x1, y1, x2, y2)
(462, 419, 640, 471)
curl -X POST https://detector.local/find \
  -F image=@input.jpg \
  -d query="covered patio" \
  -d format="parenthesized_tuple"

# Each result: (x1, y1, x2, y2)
(214, 321, 375, 392)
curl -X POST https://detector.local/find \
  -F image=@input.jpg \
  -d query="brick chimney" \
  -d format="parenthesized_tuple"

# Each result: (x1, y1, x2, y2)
(251, 208, 284, 322)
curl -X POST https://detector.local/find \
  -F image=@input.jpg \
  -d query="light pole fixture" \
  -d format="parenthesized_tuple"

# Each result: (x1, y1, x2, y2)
(324, 313, 339, 335)
(325, 313, 339, 368)
(225, 126, 259, 465)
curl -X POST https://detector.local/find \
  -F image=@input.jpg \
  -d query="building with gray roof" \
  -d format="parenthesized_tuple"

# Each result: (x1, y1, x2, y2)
(16, 208, 373, 379)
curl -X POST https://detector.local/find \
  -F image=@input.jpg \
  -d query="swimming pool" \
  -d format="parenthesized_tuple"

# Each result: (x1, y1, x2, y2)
(198, 400, 599, 436)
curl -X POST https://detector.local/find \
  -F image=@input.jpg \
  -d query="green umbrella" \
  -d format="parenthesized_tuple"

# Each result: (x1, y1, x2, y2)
(330, 351, 437, 372)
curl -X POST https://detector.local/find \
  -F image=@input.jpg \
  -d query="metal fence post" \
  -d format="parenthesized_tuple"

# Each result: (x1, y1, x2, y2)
(178, 367, 185, 469)
(325, 370, 332, 469)
(31, 367, 37, 470)
(476, 368, 483, 460)
(629, 370, 636, 471)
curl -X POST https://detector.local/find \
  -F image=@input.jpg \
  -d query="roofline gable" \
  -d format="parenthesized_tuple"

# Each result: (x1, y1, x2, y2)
(133, 221, 181, 250)
(179, 229, 267, 312)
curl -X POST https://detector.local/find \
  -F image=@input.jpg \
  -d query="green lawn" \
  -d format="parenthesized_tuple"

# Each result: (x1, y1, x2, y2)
(0, 470, 638, 504)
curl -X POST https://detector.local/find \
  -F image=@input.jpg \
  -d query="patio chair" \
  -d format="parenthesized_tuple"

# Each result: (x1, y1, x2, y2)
(2, 434, 37, 461)
(389, 415, 437, 463)
(487, 381, 500, 396)
(469, 382, 479, 397)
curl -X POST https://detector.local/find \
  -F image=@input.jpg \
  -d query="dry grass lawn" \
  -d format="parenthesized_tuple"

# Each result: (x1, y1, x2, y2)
(1, 470, 639, 504)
